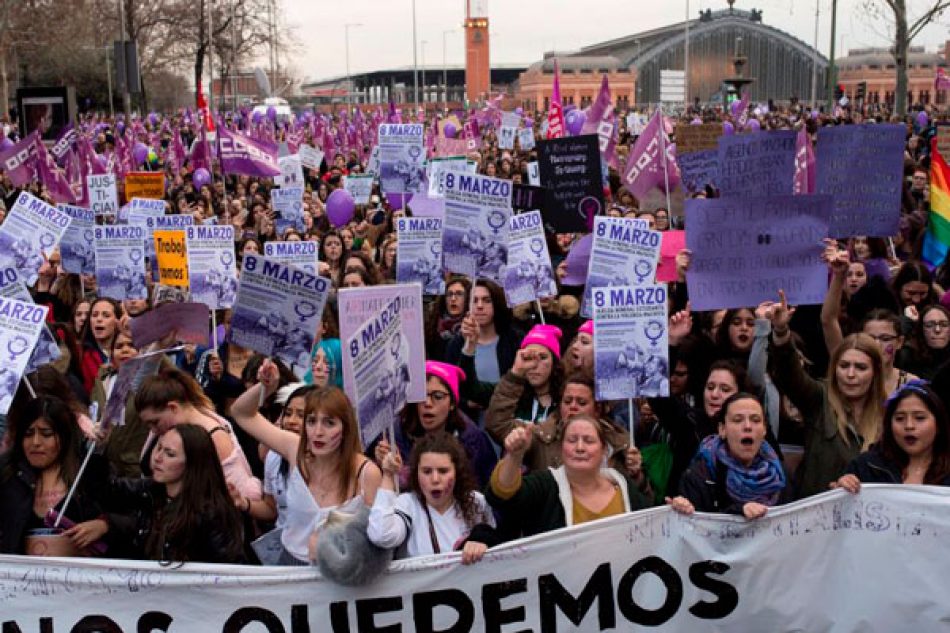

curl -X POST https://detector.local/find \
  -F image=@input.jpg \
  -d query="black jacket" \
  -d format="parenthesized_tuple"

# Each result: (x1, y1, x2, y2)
(0, 455, 108, 554)
(844, 447, 950, 486)
(679, 454, 791, 516)
(103, 478, 246, 564)
(444, 326, 523, 409)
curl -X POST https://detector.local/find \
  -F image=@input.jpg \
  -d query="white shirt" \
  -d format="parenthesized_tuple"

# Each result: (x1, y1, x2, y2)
(262, 451, 290, 529)
(280, 467, 364, 563)
(367, 488, 495, 558)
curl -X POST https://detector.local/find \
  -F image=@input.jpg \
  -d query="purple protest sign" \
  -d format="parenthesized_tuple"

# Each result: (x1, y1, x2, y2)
(816, 124, 905, 238)
(678, 150, 718, 194)
(685, 195, 833, 310)
(717, 130, 796, 198)
(217, 127, 281, 177)
(130, 302, 211, 349)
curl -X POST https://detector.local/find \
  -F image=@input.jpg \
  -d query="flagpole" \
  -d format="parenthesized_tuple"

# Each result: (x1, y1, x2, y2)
(657, 111, 673, 212)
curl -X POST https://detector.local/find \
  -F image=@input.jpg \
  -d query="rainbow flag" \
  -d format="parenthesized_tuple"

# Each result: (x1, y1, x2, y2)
(923, 133, 950, 268)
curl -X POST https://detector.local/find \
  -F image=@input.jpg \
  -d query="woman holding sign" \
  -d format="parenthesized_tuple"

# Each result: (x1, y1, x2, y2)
(768, 291, 887, 498)
(230, 360, 381, 565)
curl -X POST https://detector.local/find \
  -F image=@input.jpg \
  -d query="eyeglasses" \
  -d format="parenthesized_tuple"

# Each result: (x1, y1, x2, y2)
(446, 290, 466, 298)
(923, 320, 950, 331)
(425, 390, 450, 403)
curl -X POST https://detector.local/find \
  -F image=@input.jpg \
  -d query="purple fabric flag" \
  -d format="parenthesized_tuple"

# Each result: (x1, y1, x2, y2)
(580, 75, 619, 169)
(621, 111, 679, 200)
(33, 136, 76, 203)
(388, 100, 402, 124)
(735, 92, 751, 130)
(50, 124, 77, 165)
(0, 132, 38, 187)
(217, 127, 281, 177)
(190, 124, 212, 172)
(792, 127, 816, 195)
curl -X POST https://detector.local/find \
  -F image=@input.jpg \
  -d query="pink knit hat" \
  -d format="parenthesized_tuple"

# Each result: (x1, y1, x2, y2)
(425, 361, 466, 403)
(578, 320, 593, 336)
(520, 324, 563, 359)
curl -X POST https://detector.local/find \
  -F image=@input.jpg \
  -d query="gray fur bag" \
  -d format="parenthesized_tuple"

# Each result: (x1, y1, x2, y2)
(315, 505, 393, 586)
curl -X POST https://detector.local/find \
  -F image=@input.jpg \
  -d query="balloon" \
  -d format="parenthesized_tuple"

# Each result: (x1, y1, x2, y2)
(251, 111, 263, 124)
(266, 106, 277, 122)
(690, 117, 703, 126)
(385, 192, 412, 211)
(193, 167, 212, 190)
(917, 110, 929, 127)
(147, 149, 158, 164)
(327, 189, 356, 227)
(747, 119, 761, 132)
(524, 118, 534, 129)
(0, 137, 13, 151)
(566, 109, 586, 136)
(132, 142, 149, 165)
(515, 107, 523, 115)
(443, 122, 457, 138)
(147, 112, 158, 126)
(723, 121, 735, 136)
(730, 99, 743, 117)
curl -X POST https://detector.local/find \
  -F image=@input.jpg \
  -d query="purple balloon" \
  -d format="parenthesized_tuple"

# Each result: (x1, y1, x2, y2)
(266, 106, 277, 122)
(252, 111, 263, 125)
(524, 118, 534, 129)
(327, 189, 356, 227)
(515, 107, 523, 115)
(132, 142, 149, 165)
(443, 122, 457, 138)
(690, 117, 703, 126)
(566, 110, 586, 136)
(147, 112, 158, 126)
(730, 99, 743, 117)
(723, 121, 735, 136)
(0, 137, 13, 151)
(747, 118, 761, 132)
(917, 110, 929, 127)
(193, 167, 212, 190)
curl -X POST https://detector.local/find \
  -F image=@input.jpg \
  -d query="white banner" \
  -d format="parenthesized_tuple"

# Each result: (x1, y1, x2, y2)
(2, 487, 949, 631)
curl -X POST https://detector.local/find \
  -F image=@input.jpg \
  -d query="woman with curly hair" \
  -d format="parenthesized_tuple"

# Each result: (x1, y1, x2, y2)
(368, 431, 495, 563)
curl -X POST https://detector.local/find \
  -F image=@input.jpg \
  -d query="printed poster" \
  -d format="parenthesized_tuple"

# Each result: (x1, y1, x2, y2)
(504, 210, 557, 307)
(395, 217, 444, 295)
(582, 217, 661, 318)
(378, 124, 426, 194)
(0, 296, 48, 414)
(343, 175, 374, 205)
(263, 240, 319, 276)
(93, 225, 148, 300)
(57, 204, 95, 275)
(185, 225, 238, 310)
(0, 266, 61, 374)
(441, 171, 512, 282)
(272, 186, 305, 235)
(0, 192, 71, 285)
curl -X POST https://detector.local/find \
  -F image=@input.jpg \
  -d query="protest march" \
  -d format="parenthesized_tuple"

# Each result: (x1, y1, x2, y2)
(0, 25, 949, 633)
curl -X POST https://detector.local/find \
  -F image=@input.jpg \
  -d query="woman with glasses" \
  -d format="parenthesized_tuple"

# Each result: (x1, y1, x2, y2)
(898, 305, 950, 380)
(423, 276, 470, 363)
(373, 362, 496, 488)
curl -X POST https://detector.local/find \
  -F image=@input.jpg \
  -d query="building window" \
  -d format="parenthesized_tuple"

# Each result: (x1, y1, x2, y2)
(920, 90, 930, 105)
(937, 90, 947, 105)
(544, 96, 550, 110)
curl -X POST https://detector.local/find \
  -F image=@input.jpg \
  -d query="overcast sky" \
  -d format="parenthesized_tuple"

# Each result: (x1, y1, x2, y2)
(281, 0, 950, 83)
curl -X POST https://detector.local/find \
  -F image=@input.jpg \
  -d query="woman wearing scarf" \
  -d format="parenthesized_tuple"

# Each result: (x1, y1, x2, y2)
(667, 392, 788, 520)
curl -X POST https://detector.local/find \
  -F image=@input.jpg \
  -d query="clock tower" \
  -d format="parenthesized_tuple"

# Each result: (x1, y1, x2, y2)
(464, 0, 490, 103)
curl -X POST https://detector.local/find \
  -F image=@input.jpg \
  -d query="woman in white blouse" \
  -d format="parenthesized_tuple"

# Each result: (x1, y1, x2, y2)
(369, 431, 494, 563)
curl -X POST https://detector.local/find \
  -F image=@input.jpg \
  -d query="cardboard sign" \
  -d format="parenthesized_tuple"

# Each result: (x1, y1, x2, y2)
(675, 123, 723, 154)
(153, 230, 189, 287)
(124, 172, 165, 202)
(536, 135, 603, 233)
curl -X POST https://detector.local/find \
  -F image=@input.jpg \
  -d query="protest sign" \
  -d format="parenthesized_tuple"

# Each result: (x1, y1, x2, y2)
(127, 197, 166, 222)
(685, 195, 832, 310)
(278, 154, 304, 188)
(378, 123, 426, 194)
(230, 254, 330, 377)
(504, 210, 557, 307)
(123, 171, 165, 202)
(582, 217, 661, 318)
(406, 192, 445, 219)
(518, 127, 536, 151)
(366, 145, 381, 178)
(339, 284, 425, 405)
(102, 351, 165, 430)
(0, 192, 71, 286)
(0, 296, 47, 414)
(346, 295, 411, 445)
(816, 124, 906, 237)
(498, 125, 516, 150)
(427, 156, 476, 198)
(343, 174, 374, 205)
(717, 130, 796, 197)
(656, 229, 686, 283)
(152, 230, 188, 287)
(94, 225, 148, 300)
(434, 136, 470, 157)
(527, 161, 540, 186)
(511, 184, 546, 214)
(675, 122, 723, 154)
(263, 240, 320, 276)
(271, 186, 305, 235)
(145, 215, 193, 281)
(395, 216, 444, 295)
(0, 266, 61, 374)
(298, 144, 325, 170)
(87, 173, 118, 216)
(593, 284, 669, 400)
(441, 171, 512, 282)
(130, 302, 210, 349)
(185, 225, 238, 310)
(678, 150, 719, 194)
(537, 135, 603, 233)
(57, 204, 96, 275)
(2, 486, 946, 632)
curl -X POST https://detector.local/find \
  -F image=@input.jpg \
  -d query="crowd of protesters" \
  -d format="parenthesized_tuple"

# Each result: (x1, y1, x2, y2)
(0, 94, 947, 581)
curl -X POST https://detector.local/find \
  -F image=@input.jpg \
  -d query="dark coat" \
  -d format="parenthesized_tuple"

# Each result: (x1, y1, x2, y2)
(844, 447, 950, 486)
(444, 326, 523, 408)
(678, 451, 791, 516)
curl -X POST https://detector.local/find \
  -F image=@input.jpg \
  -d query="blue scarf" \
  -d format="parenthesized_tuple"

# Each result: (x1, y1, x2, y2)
(697, 435, 786, 506)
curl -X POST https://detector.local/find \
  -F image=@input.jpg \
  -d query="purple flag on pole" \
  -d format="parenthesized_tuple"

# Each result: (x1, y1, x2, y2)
(217, 127, 281, 177)
(50, 124, 77, 165)
(793, 127, 816, 195)
(33, 136, 76, 203)
(190, 124, 212, 172)
(0, 132, 38, 187)
(580, 75, 619, 169)
(621, 111, 679, 200)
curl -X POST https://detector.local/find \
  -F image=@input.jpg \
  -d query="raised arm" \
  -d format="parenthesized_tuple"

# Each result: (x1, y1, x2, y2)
(767, 290, 825, 421)
(484, 350, 535, 444)
(489, 426, 532, 500)
(366, 451, 409, 549)
(230, 359, 299, 462)
(819, 240, 848, 355)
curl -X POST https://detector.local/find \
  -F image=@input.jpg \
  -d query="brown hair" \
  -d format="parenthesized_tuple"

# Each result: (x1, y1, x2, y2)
(134, 367, 215, 414)
(297, 386, 364, 502)
(408, 431, 481, 526)
(827, 333, 886, 450)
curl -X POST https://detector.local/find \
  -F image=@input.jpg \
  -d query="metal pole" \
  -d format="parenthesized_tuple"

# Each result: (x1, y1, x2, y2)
(443, 29, 452, 111)
(811, 0, 819, 109)
(117, 0, 130, 118)
(684, 0, 690, 109)
(208, 0, 214, 112)
(105, 49, 114, 119)
(412, 0, 419, 107)
(232, 0, 238, 110)
(421, 40, 427, 108)
(826, 0, 838, 111)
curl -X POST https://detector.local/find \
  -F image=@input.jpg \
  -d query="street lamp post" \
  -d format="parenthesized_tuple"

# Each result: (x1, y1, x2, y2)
(421, 40, 428, 107)
(411, 0, 419, 106)
(442, 29, 454, 111)
(345, 23, 363, 106)
(826, 0, 838, 111)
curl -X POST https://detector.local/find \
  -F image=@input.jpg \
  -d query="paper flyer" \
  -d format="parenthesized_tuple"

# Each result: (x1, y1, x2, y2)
(504, 210, 557, 307)
(395, 216, 444, 295)
(185, 225, 238, 310)
(441, 171, 512, 282)
(582, 217, 661, 318)
(0, 192, 71, 285)
(94, 225, 148, 300)
(378, 124, 426, 194)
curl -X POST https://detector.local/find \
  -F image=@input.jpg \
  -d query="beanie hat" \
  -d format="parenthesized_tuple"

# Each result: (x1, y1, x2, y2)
(520, 324, 563, 359)
(426, 361, 466, 403)
(578, 320, 593, 336)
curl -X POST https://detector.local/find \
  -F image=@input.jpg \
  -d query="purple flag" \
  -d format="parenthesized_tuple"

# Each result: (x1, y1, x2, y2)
(190, 124, 212, 172)
(34, 136, 76, 203)
(0, 132, 38, 187)
(621, 111, 679, 200)
(217, 127, 281, 177)
(50, 124, 77, 165)
(580, 75, 619, 169)
(793, 127, 816, 195)
(735, 92, 751, 130)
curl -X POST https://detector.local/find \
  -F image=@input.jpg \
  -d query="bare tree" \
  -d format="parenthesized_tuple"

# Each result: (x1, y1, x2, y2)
(862, 0, 950, 115)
